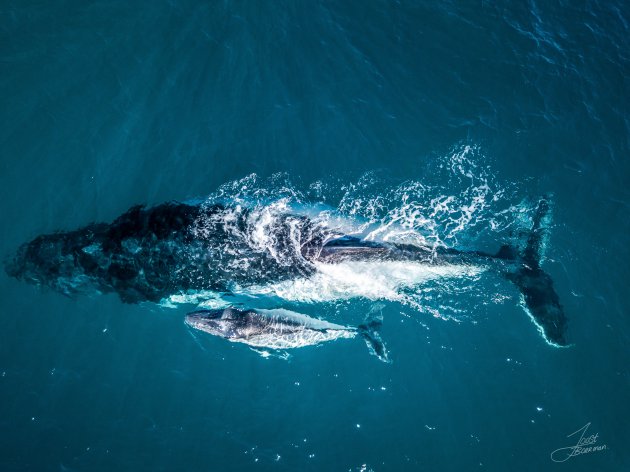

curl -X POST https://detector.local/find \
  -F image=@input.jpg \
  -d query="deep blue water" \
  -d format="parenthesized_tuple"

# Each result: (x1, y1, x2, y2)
(1, 1, 629, 471)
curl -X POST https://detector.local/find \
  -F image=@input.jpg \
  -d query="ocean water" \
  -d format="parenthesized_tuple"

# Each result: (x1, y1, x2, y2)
(1, 1, 629, 471)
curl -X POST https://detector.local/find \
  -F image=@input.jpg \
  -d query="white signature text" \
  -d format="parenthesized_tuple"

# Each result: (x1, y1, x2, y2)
(550, 422, 607, 463)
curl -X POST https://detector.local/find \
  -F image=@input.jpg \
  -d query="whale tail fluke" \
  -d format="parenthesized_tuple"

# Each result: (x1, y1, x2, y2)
(499, 197, 568, 347)
(358, 305, 390, 363)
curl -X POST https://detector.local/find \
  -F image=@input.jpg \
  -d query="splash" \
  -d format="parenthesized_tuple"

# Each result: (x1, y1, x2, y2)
(170, 144, 541, 323)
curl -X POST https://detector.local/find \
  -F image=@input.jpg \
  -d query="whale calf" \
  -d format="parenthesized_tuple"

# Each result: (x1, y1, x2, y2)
(185, 307, 389, 361)
(5, 197, 567, 346)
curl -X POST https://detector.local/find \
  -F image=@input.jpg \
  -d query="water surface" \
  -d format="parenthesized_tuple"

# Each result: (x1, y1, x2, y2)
(1, 1, 629, 471)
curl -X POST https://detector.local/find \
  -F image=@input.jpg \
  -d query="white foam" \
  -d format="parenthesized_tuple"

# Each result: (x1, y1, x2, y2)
(241, 261, 485, 303)
(161, 152, 530, 319)
(160, 290, 230, 309)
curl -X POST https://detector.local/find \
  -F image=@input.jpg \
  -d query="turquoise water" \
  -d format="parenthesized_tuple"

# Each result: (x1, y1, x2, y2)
(1, 1, 629, 471)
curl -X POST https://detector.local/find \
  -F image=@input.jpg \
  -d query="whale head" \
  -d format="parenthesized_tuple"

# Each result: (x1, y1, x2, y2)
(185, 308, 259, 340)
(5, 224, 109, 296)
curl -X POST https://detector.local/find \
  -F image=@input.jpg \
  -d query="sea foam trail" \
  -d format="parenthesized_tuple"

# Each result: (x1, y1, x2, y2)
(240, 261, 485, 304)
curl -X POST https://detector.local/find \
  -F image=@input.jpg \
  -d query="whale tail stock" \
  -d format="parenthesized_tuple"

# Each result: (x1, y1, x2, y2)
(316, 197, 568, 346)
(357, 305, 390, 363)
(496, 197, 568, 346)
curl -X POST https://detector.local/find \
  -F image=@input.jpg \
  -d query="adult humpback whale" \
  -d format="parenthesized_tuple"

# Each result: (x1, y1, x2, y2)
(5, 198, 567, 346)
